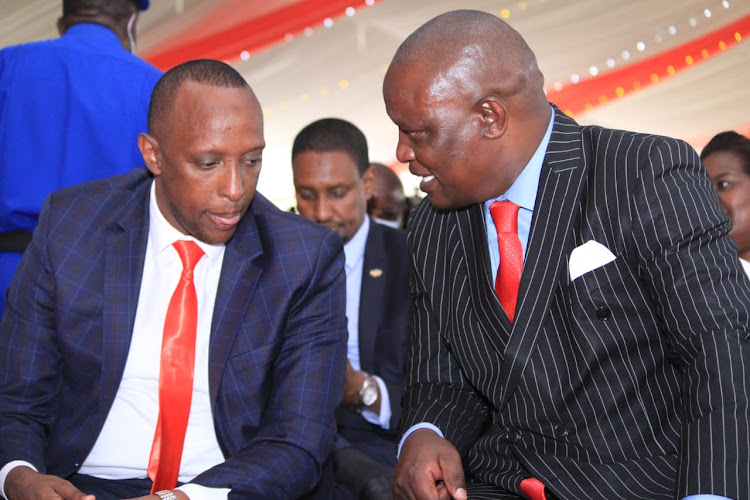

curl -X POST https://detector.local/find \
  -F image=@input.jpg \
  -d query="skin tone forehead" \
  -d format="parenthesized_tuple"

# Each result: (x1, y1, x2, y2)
(293, 150, 362, 188)
(385, 14, 539, 113)
(158, 81, 264, 152)
(427, 44, 486, 102)
(705, 150, 748, 175)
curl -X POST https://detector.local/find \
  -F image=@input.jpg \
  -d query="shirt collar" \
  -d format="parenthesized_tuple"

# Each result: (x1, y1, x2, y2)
(343, 215, 370, 272)
(485, 106, 555, 211)
(148, 181, 224, 264)
(65, 23, 125, 48)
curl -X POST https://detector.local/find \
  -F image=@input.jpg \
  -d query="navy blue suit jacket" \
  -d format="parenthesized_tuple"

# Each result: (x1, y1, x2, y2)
(335, 219, 410, 467)
(0, 169, 348, 499)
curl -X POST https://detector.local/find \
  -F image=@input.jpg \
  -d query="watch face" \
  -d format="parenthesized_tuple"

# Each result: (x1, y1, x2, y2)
(361, 385, 378, 406)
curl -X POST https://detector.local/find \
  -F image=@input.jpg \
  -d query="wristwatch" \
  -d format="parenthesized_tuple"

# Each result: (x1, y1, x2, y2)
(358, 371, 378, 408)
(154, 491, 178, 500)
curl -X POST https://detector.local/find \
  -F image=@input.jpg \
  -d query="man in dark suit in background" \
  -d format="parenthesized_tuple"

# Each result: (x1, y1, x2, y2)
(367, 162, 409, 230)
(0, 59, 346, 500)
(384, 10, 750, 500)
(291, 118, 410, 500)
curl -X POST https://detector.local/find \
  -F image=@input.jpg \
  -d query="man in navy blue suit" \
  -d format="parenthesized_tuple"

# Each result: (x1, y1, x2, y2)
(0, 60, 347, 500)
(292, 118, 410, 500)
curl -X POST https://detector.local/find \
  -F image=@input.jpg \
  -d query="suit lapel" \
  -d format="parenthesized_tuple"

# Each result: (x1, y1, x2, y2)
(358, 219, 385, 371)
(102, 178, 150, 409)
(208, 204, 264, 406)
(497, 108, 588, 409)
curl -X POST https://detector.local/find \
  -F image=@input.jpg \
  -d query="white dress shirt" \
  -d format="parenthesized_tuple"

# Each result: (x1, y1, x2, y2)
(0, 182, 230, 500)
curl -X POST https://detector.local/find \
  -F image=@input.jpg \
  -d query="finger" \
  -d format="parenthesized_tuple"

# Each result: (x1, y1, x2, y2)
(394, 463, 439, 500)
(55, 480, 95, 500)
(392, 465, 420, 500)
(439, 457, 466, 500)
(434, 480, 453, 500)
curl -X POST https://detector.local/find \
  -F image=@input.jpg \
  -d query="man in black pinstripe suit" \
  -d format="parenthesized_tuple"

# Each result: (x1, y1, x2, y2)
(383, 10, 750, 500)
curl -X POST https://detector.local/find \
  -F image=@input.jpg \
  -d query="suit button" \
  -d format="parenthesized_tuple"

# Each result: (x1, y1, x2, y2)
(508, 430, 522, 443)
(596, 306, 611, 320)
(554, 424, 569, 437)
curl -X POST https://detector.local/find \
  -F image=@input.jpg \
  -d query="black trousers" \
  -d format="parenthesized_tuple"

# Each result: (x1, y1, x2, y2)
(332, 447, 394, 500)
(68, 474, 155, 499)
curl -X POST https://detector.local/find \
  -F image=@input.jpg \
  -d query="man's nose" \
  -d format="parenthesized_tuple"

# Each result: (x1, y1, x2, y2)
(313, 197, 332, 222)
(396, 133, 416, 164)
(220, 163, 244, 201)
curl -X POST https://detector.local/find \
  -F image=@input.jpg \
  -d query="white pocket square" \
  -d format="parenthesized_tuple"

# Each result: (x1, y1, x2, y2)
(569, 240, 616, 281)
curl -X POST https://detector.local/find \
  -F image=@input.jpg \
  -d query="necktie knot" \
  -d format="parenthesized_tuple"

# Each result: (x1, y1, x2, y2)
(490, 200, 520, 235)
(173, 240, 204, 276)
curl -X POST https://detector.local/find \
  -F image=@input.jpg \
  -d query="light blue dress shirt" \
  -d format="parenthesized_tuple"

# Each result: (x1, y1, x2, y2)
(343, 216, 392, 428)
(483, 109, 554, 278)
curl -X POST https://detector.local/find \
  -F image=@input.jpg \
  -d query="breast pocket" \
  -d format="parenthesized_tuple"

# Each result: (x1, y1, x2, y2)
(566, 255, 661, 344)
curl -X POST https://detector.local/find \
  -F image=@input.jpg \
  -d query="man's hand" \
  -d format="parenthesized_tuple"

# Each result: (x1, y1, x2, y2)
(341, 359, 366, 407)
(4, 466, 94, 500)
(393, 429, 467, 500)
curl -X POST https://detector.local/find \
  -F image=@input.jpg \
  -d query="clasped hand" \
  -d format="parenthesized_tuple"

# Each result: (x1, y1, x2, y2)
(393, 429, 468, 500)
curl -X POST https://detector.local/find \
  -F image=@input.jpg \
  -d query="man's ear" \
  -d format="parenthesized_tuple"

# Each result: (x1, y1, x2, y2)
(138, 133, 162, 176)
(479, 98, 507, 140)
(361, 166, 376, 201)
(56, 17, 66, 36)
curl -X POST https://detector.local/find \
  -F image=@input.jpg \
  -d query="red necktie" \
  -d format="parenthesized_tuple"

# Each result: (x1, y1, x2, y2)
(520, 477, 547, 500)
(148, 240, 204, 493)
(489, 200, 523, 323)
(490, 203, 547, 498)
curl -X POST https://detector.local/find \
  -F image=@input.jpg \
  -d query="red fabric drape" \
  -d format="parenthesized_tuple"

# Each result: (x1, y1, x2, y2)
(546, 13, 750, 117)
(142, 0, 381, 71)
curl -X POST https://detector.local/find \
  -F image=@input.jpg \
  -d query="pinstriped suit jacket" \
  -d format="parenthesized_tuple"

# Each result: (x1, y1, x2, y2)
(402, 107, 750, 499)
(0, 169, 348, 499)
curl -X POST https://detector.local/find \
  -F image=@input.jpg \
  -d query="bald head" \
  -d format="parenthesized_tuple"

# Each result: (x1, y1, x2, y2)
(382, 10, 552, 209)
(367, 163, 407, 228)
(391, 10, 544, 104)
(370, 163, 404, 194)
(148, 59, 256, 141)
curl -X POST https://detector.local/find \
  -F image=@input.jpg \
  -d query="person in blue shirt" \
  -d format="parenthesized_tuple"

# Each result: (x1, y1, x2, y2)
(0, 0, 162, 318)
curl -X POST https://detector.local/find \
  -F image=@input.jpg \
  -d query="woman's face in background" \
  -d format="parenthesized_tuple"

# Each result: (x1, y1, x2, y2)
(704, 150, 750, 258)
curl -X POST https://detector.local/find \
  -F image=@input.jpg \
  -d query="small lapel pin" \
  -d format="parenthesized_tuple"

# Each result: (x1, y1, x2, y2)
(369, 268, 383, 278)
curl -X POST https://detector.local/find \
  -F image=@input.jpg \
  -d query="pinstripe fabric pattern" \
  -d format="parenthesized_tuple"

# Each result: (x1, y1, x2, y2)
(402, 107, 750, 499)
(0, 168, 348, 499)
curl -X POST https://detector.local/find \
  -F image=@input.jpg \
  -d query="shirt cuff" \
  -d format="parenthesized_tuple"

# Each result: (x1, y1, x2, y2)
(682, 496, 734, 500)
(360, 375, 392, 429)
(397, 422, 444, 458)
(0, 461, 38, 500)
(177, 483, 231, 500)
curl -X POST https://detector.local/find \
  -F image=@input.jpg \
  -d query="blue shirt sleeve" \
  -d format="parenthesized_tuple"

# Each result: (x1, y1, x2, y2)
(683, 495, 734, 500)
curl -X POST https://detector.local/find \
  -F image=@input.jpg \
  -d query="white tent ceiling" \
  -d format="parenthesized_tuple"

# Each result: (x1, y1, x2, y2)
(2, 0, 749, 208)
